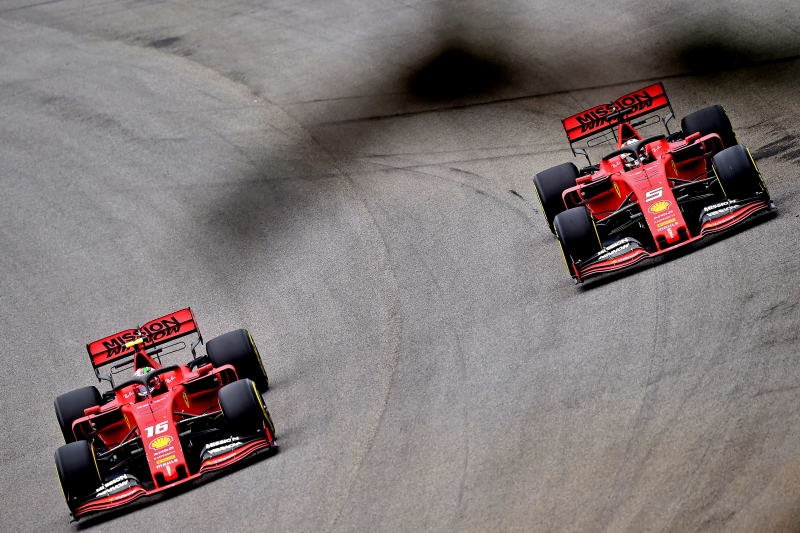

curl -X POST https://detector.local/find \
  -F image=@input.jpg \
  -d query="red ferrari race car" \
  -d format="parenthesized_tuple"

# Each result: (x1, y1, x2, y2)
(533, 82, 774, 283)
(53, 308, 276, 522)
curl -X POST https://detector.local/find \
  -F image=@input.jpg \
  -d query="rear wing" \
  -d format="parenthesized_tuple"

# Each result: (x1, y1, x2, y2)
(562, 82, 674, 159)
(86, 308, 201, 369)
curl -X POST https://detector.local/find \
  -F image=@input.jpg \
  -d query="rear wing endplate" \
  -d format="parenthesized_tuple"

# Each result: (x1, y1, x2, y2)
(86, 308, 201, 369)
(562, 82, 673, 146)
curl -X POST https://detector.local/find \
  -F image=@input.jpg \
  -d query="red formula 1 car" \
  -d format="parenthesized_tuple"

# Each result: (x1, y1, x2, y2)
(53, 308, 276, 521)
(533, 82, 774, 283)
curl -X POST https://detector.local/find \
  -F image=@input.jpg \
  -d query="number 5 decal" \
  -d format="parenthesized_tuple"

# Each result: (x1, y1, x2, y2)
(645, 187, 663, 202)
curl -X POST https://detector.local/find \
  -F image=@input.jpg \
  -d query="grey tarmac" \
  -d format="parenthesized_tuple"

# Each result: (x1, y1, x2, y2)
(1, 1, 799, 532)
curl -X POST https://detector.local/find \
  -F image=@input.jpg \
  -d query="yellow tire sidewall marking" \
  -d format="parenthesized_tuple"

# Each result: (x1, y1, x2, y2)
(713, 164, 727, 197)
(55, 462, 68, 502)
(251, 381, 275, 436)
(91, 443, 101, 482)
(56, 442, 101, 504)
(746, 146, 769, 194)
(723, 108, 740, 145)
(590, 213, 601, 249)
(533, 183, 553, 230)
(248, 331, 268, 381)
(555, 227, 571, 274)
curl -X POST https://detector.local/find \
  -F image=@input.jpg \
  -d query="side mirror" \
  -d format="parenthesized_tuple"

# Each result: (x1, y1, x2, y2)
(191, 337, 202, 358)
(663, 112, 674, 134)
(84, 405, 102, 416)
(573, 148, 592, 166)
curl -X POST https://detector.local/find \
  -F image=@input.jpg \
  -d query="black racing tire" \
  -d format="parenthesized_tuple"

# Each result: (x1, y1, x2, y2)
(553, 207, 602, 270)
(55, 440, 102, 511)
(206, 329, 269, 391)
(713, 144, 768, 200)
(681, 104, 738, 149)
(533, 162, 579, 234)
(218, 378, 276, 439)
(54, 386, 102, 443)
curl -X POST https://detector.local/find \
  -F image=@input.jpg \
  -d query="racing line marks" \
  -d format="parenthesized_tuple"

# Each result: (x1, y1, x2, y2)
(752, 134, 800, 164)
(148, 36, 182, 49)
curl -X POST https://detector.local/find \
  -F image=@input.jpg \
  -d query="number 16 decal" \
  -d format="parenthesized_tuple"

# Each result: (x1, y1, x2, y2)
(144, 421, 168, 437)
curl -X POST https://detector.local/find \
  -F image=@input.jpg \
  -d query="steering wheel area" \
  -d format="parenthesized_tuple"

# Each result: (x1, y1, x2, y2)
(601, 134, 666, 163)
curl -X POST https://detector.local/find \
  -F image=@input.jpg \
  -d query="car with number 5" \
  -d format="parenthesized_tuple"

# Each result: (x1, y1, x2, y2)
(53, 308, 276, 521)
(533, 82, 774, 283)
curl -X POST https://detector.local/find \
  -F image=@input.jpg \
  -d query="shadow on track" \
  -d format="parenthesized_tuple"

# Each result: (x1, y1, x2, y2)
(405, 43, 509, 102)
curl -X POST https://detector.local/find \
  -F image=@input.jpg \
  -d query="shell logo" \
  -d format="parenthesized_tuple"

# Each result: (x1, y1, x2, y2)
(649, 200, 671, 214)
(149, 436, 172, 450)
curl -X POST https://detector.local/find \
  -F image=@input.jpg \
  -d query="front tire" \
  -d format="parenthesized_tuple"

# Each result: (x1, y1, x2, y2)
(713, 144, 768, 200)
(553, 207, 602, 273)
(54, 386, 102, 443)
(533, 162, 579, 234)
(55, 440, 102, 511)
(681, 104, 738, 149)
(207, 329, 269, 391)
(218, 378, 276, 439)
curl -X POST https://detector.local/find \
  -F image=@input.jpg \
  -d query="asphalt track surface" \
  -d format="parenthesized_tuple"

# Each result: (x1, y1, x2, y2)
(1, 1, 800, 532)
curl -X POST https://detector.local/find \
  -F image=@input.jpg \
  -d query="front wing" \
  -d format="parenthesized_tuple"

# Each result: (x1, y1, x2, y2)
(71, 433, 275, 521)
(571, 199, 773, 282)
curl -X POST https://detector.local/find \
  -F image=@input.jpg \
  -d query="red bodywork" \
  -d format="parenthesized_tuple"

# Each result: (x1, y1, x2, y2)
(69, 309, 275, 519)
(555, 85, 772, 282)
(87, 308, 199, 368)
(562, 83, 671, 143)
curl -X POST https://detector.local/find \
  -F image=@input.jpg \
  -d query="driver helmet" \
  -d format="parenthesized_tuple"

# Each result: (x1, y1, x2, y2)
(133, 366, 161, 397)
(621, 139, 640, 169)
(621, 153, 636, 169)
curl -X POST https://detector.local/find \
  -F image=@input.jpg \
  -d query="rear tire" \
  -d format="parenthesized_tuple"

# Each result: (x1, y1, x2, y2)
(533, 162, 579, 234)
(55, 440, 101, 511)
(218, 378, 276, 439)
(54, 386, 102, 443)
(207, 329, 269, 390)
(713, 145, 768, 200)
(553, 207, 602, 271)
(681, 105, 738, 149)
